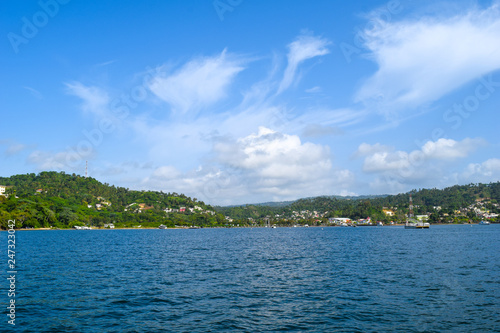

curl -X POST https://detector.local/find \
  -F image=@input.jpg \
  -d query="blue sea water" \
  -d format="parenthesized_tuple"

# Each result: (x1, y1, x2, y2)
(1, 225, 499, 332)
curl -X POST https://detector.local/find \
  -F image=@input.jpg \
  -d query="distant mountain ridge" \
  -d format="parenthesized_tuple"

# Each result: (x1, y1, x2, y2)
(224, 194, 389, 208)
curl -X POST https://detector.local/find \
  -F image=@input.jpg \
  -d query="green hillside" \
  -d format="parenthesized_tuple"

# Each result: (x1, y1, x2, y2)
(216, 182, 500, 225)
(0, 171, 224, 229)
(1, 172, 499, 229)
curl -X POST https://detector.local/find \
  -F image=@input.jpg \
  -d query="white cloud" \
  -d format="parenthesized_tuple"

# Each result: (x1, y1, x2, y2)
(305, 86, 322, 93)
(215, 126, 331, 177)
(27, 150, 88, 171)
(461, 158, 500, 182)
(4, 143, 28, 156)
(151, 165, 181, 180)
(277, 33, 330, 94)
(355, 4, 500, 114)
(23, 86, 43, 99)
(148, 49, 245, 113)
(211, 127, 349, 200)
(355, 142, 393, 157)
(357, 137, 485, 174)
(353, 137, 490, 194)
(138, 127, 354, 205)
(421, 138, 486, 159)
(65, 82, 109, 117)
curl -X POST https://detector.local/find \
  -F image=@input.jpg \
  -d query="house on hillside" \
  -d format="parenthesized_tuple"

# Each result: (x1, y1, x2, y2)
(382, 209, 395, 216)
(0, 185, 6, 196)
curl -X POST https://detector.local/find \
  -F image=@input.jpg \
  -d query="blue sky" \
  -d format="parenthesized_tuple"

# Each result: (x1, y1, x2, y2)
(2, 0, 500, 205)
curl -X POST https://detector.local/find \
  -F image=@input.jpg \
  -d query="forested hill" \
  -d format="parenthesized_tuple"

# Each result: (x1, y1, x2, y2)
(0, 171, 223, 229)
(1, 172, 499, 229)
(216, 182, 500, 224)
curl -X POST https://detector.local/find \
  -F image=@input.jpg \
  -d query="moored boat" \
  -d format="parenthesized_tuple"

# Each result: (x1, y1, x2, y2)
(405, 194, 429, 229)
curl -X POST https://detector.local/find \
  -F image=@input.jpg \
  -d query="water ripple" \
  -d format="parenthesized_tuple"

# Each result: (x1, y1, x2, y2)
(1, 225, 498, 332)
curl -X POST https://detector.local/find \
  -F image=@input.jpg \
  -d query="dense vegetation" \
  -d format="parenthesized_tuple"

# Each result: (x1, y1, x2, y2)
(1, 171, 499, 229)
(0, 171, 225, 229)
(217, 182, 500, 225)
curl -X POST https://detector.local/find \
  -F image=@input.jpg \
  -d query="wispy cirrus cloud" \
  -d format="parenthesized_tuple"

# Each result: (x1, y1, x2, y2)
(65, 82, 110, 117)
(355, 4, 500, 115)
(277, 33, 330, 94)
(148, 49, 246, 114)
(27, 149, 90, 171)
(23, 86, 43, 99)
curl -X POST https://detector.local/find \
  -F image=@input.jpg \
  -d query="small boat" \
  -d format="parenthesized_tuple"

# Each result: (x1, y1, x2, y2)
(377, 221, 383, 226)
(405, 221, 430, 229)
(405, 194, 429, 229)
(158, 224, 167, 229)
(479, 220, 490, 225)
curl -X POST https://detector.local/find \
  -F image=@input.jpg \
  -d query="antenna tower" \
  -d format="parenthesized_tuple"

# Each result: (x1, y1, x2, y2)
(85, 161, 88, 178)
(409, 194, 414, 219)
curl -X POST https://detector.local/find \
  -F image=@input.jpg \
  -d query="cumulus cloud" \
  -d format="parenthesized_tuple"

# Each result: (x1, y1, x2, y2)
(148, 49, 245, 113)
(214, 127, 331, 179)
(138, 127, 354, 205)
(461, 158, 500, 182)
(421, 138, 486, 159)
(355, 4, 500, 114)
(277, 33, 330, 94)
(357, 137, 485, 173)
(353, 138, 495, 194)
(211, 127, 356, 202)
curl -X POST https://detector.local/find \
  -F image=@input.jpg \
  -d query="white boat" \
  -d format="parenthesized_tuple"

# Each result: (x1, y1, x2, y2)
(377, 221, 383, 226)
(479, 220, 490, 225)
(158, 224, 167, 229)
(405, 221, 430, 229)
(405, 194, 429, 229)
(74, 225, 92, 230)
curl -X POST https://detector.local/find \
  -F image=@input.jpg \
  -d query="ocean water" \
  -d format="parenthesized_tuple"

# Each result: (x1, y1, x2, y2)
(2, 225, 499, 332)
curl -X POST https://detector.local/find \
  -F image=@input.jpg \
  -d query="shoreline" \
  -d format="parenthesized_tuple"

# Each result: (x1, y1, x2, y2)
(4, 222, 496, 231)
